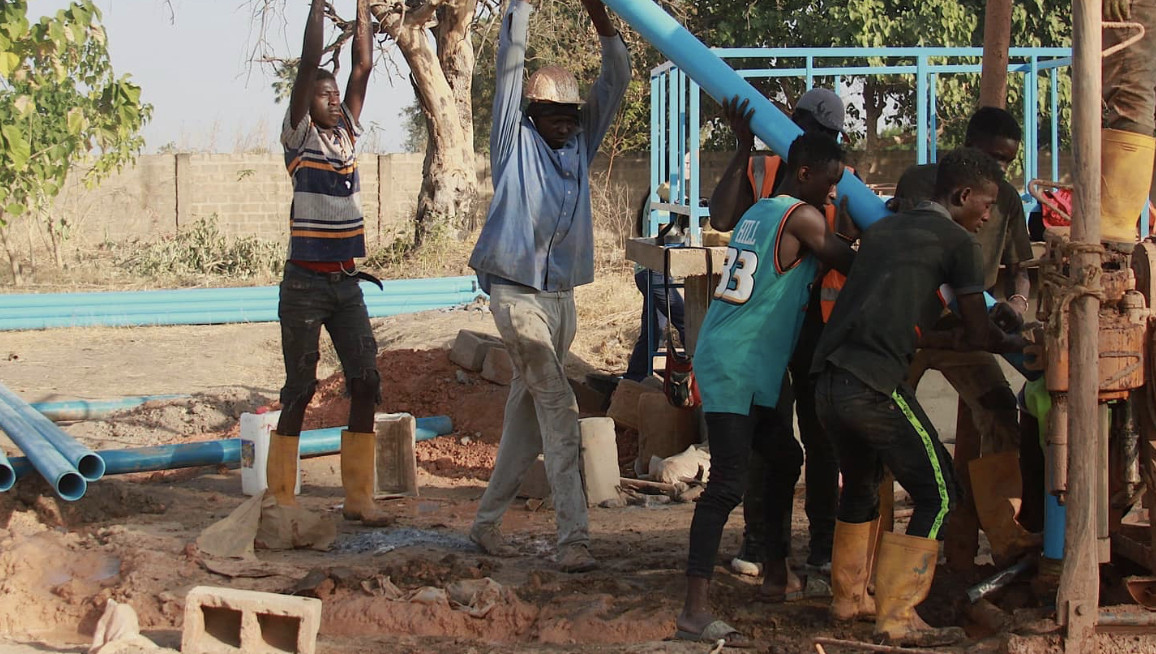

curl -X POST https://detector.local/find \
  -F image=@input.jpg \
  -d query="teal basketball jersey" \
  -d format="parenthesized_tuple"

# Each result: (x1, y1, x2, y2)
(694, 195, 819, 415)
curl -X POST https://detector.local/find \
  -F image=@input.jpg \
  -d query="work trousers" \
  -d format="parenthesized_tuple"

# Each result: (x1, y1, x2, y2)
(815, 366, 958, 540)
(1104, 0, 1156, 135)
(625, 269, 686, 381)
(687, 403, 803, 579)
(473, 282, 588, 547)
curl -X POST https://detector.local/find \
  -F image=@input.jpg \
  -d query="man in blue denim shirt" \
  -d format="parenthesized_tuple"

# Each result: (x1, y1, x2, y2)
(467, 0, 630, 573)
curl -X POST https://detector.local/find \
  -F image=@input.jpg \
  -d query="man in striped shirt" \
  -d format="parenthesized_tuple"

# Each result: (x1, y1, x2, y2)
(266, 0, 391, 527)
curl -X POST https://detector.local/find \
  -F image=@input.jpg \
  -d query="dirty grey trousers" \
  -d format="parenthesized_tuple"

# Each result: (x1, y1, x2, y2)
(472, 283, 589, 547)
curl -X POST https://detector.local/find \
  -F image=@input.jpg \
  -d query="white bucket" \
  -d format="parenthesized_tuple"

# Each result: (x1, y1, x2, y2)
(239, 410, 301, 497)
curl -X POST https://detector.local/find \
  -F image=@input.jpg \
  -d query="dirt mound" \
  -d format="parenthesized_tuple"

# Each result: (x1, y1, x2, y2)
(63, 388, 273, 450)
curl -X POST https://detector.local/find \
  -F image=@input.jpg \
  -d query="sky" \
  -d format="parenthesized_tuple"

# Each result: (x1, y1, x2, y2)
(36, 0, 418, 154)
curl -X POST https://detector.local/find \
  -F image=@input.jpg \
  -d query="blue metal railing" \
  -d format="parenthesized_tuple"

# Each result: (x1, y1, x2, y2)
(648, 46, 1073, 245)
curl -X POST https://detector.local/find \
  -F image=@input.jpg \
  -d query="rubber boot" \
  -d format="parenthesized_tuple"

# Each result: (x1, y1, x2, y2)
(874, 531, 966, 647)
(969, 451, 1042, 565)
(830, 519, 878, 622)
(266, 431, 300, 507)
(1101, 128, 1156, 244)
(340, 430, 394, 527)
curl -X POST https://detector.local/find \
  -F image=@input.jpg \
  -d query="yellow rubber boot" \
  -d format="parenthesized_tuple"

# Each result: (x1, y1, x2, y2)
(969, 451, 1042, 565)
(1101, 128, 1156, 244)
(340, 430, 394, 527)
(874, 531, 966, 647)
(830, 519, 879, 622)
(266, 431, 300, 507)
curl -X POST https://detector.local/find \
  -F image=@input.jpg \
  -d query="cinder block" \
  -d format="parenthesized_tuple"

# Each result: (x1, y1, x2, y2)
(374, 412, 419, 497)
(449, 329, 502, 372)
(182, 586, 322, 654)
(480, 347, 514, 386)
(517, 455, 551, 499)
(580, 417, 621, 506)
(606, 379, 662, 430)
(637, 393, 700, 474)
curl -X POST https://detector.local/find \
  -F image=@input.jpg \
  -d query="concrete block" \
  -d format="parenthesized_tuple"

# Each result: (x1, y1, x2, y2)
(449, 329, 502, 372)
(374, 412, 419, 497)
(579, 417, 621, 506)
(606, 379, 662, 430)
(637, 393, 700, 475)
(517, 455, 551, 499)
(480, 347, 514, 385)
(182, 586, 322, 654)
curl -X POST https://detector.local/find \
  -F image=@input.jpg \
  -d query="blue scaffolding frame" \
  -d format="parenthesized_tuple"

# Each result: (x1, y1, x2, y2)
(647, 46, 1074, 244)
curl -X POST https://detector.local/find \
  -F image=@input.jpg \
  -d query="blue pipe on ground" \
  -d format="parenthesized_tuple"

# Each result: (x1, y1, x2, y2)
(0, 449, 13, 492)
(32, 395, 191, 422)
(0, 297, 478, 331)
(0, 383, 105, 482)
(0, 397, 86, 500)
(9, 415, 454, 479)
(0, 277, 481, 309)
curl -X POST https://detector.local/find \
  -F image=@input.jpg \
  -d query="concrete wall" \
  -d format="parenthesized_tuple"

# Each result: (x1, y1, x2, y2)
(48, 148, 1074, 249)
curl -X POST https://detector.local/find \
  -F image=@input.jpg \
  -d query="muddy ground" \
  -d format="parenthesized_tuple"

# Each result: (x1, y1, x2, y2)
(0, 269, 1153, 653)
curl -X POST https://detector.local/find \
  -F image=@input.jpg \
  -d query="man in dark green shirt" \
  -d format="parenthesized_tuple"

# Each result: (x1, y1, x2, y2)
(812, 148, 1027, 647)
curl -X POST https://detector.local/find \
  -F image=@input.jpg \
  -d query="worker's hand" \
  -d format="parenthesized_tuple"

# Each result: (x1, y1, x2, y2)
(833, 196, 860, 243)
(990, 301, 1026, 334)
(1105, 0, 1132, 22)
(722, 95, 755, 151)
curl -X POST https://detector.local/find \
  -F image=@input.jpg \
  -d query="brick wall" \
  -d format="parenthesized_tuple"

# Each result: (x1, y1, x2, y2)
(50, 148, 1075, 250)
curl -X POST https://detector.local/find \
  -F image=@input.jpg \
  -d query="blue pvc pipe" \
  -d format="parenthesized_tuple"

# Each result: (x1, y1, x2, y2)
(609, 0, 890, 228)
(1043, 492, 1066, 560)
(0, 449, 13, 492)
(9, 415, 455, 478)
(0, 396, 86, 500)
(0, 276, 481, 309)
(0, 297, 478, 331)
(31, 395, 191, 422)
(0, 383, 105, 481)
(0, 293, 480, 320)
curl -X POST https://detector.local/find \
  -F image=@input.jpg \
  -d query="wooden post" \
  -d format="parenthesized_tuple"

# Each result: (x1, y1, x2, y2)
(1056, 0, 1102, 649)
(979, 0, 1013, 107)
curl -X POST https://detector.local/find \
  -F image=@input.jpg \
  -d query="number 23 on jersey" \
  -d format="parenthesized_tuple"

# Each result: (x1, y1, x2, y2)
(714, 246, 759, 304)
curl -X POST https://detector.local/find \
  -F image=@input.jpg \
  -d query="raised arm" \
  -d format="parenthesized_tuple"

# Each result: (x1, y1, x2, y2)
(344, 0, 373, 122)
(783, 204, 855, 275)
(490, 0, 534, 170)
(289, 0, 327, 128)
(709, 96, 756, 232)
(580, 0, 631, 158)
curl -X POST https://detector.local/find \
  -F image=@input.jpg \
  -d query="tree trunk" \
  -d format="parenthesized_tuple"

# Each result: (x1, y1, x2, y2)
(377, 0, 478, 249)
(0, 217, 24, 286)
(864, 79, 885, 177)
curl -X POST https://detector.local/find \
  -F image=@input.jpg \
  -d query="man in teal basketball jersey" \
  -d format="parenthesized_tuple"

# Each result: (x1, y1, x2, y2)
(675, 133, 856, 647)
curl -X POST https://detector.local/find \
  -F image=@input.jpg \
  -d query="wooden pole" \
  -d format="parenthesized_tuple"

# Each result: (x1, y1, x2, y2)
(979, 0, 1013, 107)
(1055, 0, 1102, 650)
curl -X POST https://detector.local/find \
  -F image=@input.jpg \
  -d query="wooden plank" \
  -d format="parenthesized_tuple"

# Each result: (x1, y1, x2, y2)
(944, 400, 980, 574)
(625, 238, 727, 278)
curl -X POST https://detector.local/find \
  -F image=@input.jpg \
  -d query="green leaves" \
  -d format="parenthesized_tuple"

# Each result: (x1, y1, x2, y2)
(0, 0, 151, 228)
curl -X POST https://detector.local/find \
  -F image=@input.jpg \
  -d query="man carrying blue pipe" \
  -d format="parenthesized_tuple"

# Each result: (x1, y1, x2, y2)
(467, 0, 630, 573)
(711, 88, 853, 578)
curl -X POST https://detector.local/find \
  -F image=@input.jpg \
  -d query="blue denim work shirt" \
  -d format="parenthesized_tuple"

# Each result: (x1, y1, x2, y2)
(469, 0, 631, 293)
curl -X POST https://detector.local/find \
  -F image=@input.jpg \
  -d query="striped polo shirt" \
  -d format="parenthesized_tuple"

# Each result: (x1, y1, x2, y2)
(281, 104, 365, 262)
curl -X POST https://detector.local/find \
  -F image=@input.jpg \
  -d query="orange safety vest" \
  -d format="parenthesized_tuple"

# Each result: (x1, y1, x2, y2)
(746, 155, 849, 322)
